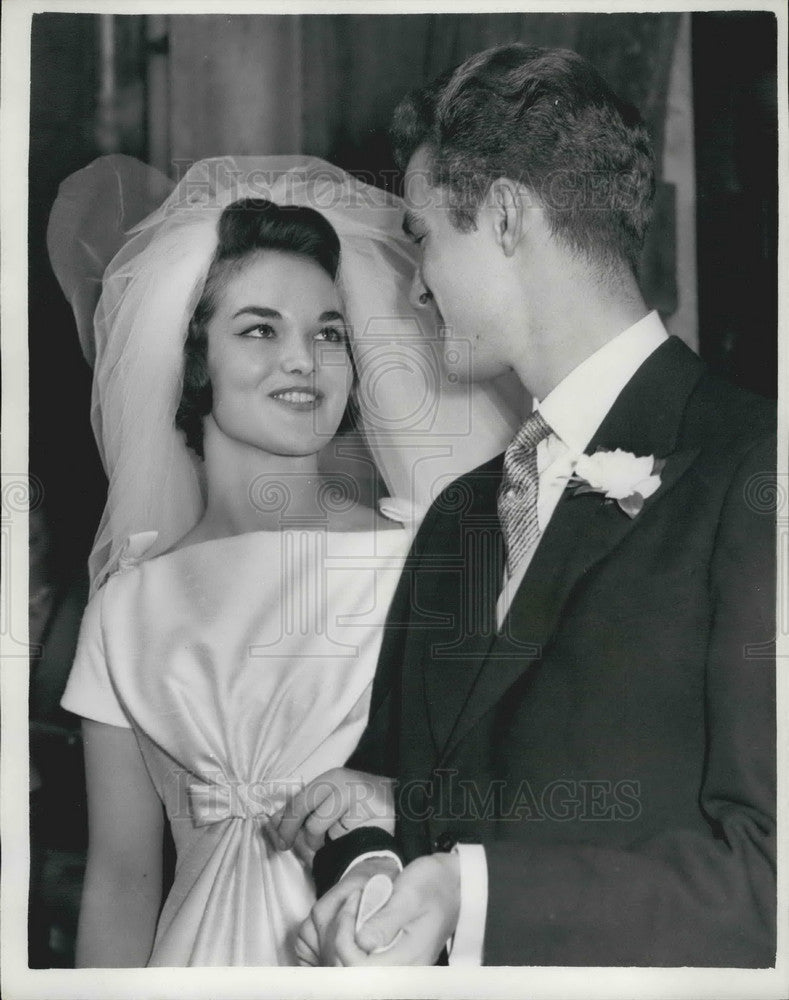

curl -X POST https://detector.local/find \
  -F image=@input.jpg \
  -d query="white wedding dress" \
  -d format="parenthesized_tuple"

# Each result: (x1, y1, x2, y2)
(62, 524, 411, 966)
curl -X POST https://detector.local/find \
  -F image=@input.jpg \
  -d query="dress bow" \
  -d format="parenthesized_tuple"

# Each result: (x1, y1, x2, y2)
(187, 777, 287, 827)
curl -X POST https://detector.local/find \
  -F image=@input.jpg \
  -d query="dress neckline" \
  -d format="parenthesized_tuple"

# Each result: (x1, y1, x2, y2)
(111, 495, 418, 576)
(114, 521, 411, 576)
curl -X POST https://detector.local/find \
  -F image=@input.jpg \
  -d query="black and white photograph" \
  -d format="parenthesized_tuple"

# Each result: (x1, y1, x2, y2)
(1, 1, 787, 997)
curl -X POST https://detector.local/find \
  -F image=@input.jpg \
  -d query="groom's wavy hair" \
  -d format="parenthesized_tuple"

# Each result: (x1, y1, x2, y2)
(176, 198, 355, 458)
(391, 44, 655, 273)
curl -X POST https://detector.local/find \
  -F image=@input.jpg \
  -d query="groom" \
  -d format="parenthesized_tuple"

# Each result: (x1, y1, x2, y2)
(294, 44, 777, 966)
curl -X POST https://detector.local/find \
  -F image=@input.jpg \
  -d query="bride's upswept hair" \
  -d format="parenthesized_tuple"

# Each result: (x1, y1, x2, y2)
(176, 197, 344, 458)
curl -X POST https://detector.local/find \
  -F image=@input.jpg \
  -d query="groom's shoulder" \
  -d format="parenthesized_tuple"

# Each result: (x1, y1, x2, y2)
(681, 370, 776, 456)
(414, 453, 503, 536)
(439, 452, 505, 501)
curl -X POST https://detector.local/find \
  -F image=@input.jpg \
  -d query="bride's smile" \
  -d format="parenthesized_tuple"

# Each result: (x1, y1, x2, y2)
(269, 386, 323, 410)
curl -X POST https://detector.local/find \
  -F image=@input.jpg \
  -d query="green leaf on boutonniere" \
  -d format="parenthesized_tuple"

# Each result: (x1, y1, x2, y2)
(617, 493, 644, 519)
(652, 457, 667, 475)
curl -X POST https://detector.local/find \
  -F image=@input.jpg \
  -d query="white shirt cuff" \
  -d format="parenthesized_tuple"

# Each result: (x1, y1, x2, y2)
(340, 850, 403, 881)
(447, 843, 487, 966)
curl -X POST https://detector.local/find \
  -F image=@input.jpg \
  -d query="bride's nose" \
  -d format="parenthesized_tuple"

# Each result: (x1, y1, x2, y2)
(280, 333, 315, 375)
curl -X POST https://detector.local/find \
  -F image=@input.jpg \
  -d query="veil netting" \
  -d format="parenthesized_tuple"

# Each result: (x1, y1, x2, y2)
(47, 155, 525, 594)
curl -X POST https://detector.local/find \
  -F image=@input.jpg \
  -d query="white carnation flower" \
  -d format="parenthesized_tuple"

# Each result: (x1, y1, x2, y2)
(574, 449, 661, 501)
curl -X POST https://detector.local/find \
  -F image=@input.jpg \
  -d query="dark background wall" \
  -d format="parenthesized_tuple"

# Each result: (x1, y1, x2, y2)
(692, 12, 778, 396)
(27, 11, 778, 968)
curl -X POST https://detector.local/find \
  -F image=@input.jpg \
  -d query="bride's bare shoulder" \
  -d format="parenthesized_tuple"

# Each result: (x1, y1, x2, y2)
(162, 521, 213, 555)
(326, 503, 404, 532)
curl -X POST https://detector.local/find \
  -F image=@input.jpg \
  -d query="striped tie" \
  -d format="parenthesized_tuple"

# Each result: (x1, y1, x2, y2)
(497, 410, 553, 577)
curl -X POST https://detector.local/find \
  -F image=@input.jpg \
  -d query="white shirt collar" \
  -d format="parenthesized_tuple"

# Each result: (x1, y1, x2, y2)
(536, 311, 669, 455)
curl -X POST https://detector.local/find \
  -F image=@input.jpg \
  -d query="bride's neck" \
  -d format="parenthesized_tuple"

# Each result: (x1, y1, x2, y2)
(197, 416, 325, 537)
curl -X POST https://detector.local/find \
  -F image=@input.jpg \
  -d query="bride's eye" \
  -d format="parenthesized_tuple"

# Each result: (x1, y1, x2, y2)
(315, 326, 348, 344)
(241, 323, 276, 339)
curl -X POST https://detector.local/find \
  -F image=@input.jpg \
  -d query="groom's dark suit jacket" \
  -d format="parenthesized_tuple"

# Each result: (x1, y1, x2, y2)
(347, 337, 777, 966)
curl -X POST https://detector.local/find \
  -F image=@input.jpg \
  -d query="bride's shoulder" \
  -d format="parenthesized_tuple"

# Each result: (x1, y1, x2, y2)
(323, 504, 391, 533)
(92, 530, 160, 595)
(164, 521, 210, 554)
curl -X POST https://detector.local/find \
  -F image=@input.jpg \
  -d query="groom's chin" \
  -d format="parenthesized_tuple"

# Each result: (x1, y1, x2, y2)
(438, 345, 509, 386)
(448, 360, 511, 386)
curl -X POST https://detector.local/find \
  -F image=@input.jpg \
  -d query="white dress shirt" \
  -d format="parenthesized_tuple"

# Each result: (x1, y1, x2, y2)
(452, 311, 669, 964)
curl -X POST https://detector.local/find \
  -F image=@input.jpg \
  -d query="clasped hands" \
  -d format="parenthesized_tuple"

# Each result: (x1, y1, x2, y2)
(264, 767, 460, 965)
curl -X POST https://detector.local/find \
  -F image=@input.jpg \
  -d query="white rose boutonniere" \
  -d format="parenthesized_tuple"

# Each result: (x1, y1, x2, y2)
(569, 448, 665, 518)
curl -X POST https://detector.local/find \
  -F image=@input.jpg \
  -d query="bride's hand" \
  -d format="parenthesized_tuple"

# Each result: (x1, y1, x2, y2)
(265, 767, 395, 864)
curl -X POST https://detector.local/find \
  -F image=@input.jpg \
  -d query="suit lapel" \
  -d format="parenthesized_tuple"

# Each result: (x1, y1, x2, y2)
(420, 457, 505, 751)
(434, 336, 706, 764)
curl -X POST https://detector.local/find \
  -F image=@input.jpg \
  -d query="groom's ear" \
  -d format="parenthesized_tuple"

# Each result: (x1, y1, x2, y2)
(488, 177, 534, 257)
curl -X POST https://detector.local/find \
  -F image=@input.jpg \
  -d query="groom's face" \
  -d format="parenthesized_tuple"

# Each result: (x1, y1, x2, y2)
(403, 147, 512, 383)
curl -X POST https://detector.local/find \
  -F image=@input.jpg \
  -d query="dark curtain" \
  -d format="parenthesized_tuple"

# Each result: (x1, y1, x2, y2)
(693, 12, 778, 398)
(304, 13, 679, 168)
(28, 13, 147, 968)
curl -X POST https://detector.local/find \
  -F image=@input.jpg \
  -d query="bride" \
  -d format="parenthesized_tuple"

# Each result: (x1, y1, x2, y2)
(50, 156, 521, 967)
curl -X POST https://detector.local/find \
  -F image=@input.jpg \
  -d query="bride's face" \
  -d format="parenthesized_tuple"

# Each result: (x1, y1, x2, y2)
(205, 251, 352, 458)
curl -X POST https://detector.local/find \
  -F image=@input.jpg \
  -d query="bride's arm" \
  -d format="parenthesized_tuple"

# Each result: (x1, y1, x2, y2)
(75, 720, 164, 967)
